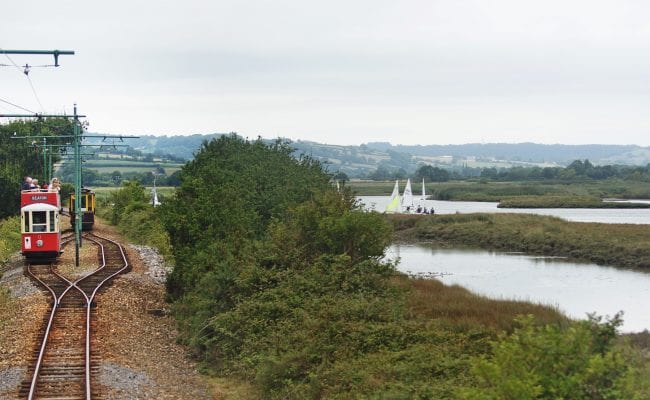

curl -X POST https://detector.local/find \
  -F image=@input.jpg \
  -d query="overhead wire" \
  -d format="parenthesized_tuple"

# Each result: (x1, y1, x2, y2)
(25, 74, 45, 111)
(0, 97, 36, 114)
(1, 50, 23, 74)
(1, 47, 46, 113)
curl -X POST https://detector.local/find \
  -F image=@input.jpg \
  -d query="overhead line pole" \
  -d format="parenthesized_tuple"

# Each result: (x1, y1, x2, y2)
(73, 104, 82, 266)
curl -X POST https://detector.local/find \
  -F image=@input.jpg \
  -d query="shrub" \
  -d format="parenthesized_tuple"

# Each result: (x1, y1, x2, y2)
(459, 313, 636, 400)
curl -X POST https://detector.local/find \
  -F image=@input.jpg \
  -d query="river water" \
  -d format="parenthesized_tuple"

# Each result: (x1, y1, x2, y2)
(357, 196, 650, 224)
(388, 244, 650, 332)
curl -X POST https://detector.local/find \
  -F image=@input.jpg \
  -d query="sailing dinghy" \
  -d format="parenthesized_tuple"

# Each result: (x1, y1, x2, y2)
(385, 180, 402, 213)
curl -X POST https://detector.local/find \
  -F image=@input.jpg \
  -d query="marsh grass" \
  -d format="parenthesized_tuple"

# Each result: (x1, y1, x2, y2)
(401, 277, 568, 333)
(498, 195, 650, 208)
(389, 213, 650, 269)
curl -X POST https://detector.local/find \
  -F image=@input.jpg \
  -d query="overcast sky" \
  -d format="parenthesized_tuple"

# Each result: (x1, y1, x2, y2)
(2, 0, 649, 146)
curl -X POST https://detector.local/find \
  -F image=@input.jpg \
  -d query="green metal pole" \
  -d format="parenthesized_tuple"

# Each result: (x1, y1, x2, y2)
(42, 138, 47, 185)
(47, 149, 52, 183)
(74, 104, 82, 267)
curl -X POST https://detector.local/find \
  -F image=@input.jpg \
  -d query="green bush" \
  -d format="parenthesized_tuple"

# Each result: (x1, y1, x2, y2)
(103, 181, 174, 261)
(460, 314, 637, 399)
(0, 216, 20, 263)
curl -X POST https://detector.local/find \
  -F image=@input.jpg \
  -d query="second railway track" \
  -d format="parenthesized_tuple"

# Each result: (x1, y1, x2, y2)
(20, 232, 130, 400)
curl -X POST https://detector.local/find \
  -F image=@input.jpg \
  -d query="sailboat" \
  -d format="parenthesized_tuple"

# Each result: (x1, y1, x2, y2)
(385, 180, 402, 213)
(151, 175, 161, 207)
(401, 178, 414, 212)
(151, 187, 161, 207)
(421, 178, 426, 200)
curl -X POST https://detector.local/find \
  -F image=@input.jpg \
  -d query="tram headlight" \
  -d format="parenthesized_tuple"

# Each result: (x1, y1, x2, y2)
(36, 240, 44, 247)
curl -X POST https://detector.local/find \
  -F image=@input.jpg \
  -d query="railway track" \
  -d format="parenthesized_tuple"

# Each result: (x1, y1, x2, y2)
(20, 233, 129, 400)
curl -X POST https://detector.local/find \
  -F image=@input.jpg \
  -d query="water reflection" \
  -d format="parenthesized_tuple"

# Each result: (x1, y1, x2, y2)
(388, 243, 650, 332)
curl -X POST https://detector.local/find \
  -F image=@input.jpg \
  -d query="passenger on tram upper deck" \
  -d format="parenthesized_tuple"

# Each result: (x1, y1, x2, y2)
(21, 176, 32, 191)
(50, 177, 61, 192)
(31, 179, 39, 190)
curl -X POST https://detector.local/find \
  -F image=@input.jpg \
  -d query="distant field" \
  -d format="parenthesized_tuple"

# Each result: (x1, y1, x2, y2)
(84, 159, 184, 176)
(89, 166, 182, 175)
(93, 186, 176, 202)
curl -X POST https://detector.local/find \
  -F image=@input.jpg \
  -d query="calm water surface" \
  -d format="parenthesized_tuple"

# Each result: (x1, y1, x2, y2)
(358, 196, 650, 224)
(388, 244, 650, 332)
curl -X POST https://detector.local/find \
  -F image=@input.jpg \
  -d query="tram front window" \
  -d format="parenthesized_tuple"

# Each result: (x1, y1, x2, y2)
(32, 211, 47, 232)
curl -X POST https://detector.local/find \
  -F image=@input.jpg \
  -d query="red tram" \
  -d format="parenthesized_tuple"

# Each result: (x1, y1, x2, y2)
(20, 190, 62, 260)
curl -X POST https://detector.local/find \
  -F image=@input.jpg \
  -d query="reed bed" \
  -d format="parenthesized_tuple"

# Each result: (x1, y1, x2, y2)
(389, 213, 650, 270)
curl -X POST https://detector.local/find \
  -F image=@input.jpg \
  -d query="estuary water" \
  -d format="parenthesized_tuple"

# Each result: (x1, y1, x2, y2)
(388, 244, 650, 332)
(357, 196, 650, 224)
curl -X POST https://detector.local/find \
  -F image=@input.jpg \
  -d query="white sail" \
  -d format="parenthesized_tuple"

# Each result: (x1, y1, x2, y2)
(151, 188, 161, 207)
(421, 178, 426, 200)
(401, 178, 414, 211)
(385, 180, 402, 213)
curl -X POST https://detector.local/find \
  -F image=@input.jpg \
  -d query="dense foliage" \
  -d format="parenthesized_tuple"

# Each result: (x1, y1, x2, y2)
(461, 314, 636, 399)
(96, 181, 174, 259)
(0, 119, 71, 218)
(159, 135, 336, 299)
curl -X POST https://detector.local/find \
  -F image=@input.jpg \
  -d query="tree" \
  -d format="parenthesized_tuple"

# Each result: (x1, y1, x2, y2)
(416, 164, 450, 182)
(332, 171, 349, 183)
(159, 135, 333, 299)
(0, 119, 72, 218)
(108, 180, 149, 225)
(368, 166, 392, 181)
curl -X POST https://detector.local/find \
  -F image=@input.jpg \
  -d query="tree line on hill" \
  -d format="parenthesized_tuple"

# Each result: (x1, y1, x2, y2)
(365, 159, 650, 183)
(56, 162, 182, 187)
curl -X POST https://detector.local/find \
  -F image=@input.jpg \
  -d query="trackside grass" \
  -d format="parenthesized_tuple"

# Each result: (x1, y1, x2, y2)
(0, 217, 20, 267)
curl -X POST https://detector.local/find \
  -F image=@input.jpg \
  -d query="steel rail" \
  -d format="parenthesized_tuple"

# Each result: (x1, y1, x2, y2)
(24, 233, 128, 400)
(25, 236, 77, 400)
(77, 232, 129, 399)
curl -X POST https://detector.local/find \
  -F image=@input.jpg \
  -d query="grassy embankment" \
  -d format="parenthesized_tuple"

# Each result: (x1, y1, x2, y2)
(389, 212, 650, 270)
(349, 179, 650, 207)
(0, 217, 20, 327)
(0, 217, 20, 267)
